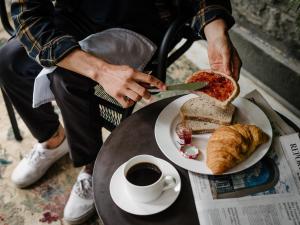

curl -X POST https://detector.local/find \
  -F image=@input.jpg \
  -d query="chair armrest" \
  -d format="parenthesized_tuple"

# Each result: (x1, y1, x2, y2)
(156, 15, 199, 82)
(0, 0, 15, 36)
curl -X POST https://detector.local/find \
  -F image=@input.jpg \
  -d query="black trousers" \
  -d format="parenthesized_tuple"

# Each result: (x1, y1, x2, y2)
(0, 38, 104, 167)
(0, 10, 165, 167)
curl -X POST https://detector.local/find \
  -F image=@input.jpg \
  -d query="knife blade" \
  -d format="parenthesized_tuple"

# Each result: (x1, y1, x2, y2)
(148, 82, 208, 93)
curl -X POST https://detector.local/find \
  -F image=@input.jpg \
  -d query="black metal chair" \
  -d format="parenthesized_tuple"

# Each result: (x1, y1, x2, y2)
(0, 0, 199, 134)
(94, 1, 199, 131)
(0, 0, 22, 141)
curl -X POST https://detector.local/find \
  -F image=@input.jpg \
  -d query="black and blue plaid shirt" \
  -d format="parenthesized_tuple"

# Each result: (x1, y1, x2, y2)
(11, 0, 234, 67)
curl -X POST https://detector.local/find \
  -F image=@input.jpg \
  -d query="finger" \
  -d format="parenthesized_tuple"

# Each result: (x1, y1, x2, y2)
(232, 48, 242, 81)
(133, 72, 165, 90)
(222, 47, 232, 76)
(128, 82, 151, 100)
(115, 95, 135, 108)
(139, 82, 152, 89)
(124, 89, 142, 102)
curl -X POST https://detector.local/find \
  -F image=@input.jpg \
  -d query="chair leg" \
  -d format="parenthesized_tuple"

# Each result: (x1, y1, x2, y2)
(1, 88, 22, 141)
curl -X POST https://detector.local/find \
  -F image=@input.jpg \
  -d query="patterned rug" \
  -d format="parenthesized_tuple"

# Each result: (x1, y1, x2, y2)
(0, 38, 199, 225)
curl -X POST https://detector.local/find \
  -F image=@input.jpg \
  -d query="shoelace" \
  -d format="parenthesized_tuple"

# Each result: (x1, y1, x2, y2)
(74, 176, 93, 200)
(25, 144, 47, 165)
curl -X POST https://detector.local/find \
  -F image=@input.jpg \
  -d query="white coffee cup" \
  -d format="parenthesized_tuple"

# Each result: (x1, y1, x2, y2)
(123, 155, 177, 203)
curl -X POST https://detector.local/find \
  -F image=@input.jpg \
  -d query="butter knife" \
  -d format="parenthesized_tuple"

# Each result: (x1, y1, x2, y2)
(148, 82, 208, 93)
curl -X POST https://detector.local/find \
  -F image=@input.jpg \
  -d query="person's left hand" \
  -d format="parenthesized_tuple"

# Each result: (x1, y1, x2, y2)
(204, 19, 242, 81)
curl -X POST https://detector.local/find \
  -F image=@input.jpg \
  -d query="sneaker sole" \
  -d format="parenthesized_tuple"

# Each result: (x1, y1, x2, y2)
(63, 206, 95, 225)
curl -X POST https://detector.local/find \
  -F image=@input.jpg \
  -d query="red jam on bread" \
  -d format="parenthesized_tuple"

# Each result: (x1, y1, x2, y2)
(186, 71, 234, 102)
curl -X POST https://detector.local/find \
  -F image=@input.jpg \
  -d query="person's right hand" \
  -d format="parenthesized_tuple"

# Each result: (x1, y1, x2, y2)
(58, 49, 165, 108)
(95, 63, 165, 107)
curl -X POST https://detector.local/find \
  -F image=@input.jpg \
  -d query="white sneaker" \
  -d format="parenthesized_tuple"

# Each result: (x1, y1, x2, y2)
(11, 138, 69, 188)
(64, 171, 95, 224)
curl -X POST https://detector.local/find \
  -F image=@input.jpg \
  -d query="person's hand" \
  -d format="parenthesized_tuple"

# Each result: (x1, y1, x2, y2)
(95, 63, 165, 107)
(58, 49, 165, 108)
(204, 19, 242, 81)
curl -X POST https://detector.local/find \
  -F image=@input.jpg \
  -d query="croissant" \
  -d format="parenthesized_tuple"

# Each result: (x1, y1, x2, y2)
(206, 124, 269, 174)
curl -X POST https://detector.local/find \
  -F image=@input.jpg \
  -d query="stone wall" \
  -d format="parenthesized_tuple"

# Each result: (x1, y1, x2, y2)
(231, 0, 300, 60)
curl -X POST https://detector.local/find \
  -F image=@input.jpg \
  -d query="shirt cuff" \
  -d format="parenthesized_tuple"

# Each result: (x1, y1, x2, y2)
(37, 35, 80, 67)
(193, 5, 235, 39)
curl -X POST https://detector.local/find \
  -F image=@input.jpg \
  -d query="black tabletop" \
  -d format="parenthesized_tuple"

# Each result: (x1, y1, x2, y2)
(93, 95, 300, 225)
(93, 96, 199, 225)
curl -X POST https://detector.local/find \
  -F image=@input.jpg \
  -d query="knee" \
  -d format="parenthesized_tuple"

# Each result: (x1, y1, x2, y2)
(48, 68, 74, 100)
(49, 67, 96, 99)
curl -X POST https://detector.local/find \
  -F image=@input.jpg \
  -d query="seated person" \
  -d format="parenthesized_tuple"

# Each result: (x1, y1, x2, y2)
(0, 0, 241, 223)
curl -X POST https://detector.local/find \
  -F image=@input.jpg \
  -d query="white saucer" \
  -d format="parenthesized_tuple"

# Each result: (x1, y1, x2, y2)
(109, 157, 181, 215)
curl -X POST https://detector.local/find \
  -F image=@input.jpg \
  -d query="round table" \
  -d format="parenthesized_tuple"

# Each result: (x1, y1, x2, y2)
(93, 96, 199, 225)
(93, 95, 300, 225)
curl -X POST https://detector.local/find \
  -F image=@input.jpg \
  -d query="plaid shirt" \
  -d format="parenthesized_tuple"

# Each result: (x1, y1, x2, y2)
(11, 0, 234, 67)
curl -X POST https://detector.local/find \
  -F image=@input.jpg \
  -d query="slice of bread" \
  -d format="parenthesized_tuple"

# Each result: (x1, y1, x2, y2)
(186, 70, 239, 108)
(184, 120, 220, 134)
(180, 96, 236, 125)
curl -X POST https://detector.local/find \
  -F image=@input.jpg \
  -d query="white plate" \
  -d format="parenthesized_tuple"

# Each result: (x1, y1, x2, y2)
(109, 157, 181, 215)
(154, 94, 273, 175)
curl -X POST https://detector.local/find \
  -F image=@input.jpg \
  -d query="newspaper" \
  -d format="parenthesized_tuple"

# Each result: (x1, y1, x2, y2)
(189, 90, 300, 225)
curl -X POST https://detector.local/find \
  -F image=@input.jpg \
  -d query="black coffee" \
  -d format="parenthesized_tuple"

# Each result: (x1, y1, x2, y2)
(126, 162, 162, 186)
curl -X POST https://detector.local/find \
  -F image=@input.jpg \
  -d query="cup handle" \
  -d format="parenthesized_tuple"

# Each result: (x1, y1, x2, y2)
(162, 175, 177, 191)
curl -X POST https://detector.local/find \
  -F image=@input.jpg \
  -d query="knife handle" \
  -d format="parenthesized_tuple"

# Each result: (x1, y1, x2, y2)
(148, 88, 161, 93)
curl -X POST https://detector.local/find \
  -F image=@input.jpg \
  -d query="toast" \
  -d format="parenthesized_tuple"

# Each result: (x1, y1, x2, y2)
(184, 120, 220, 134)
(186, 70, 239, 108)
(180, 96, 236, 125)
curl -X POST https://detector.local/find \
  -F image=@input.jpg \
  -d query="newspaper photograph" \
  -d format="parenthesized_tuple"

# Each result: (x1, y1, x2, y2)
(189, 90, 300, 225)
